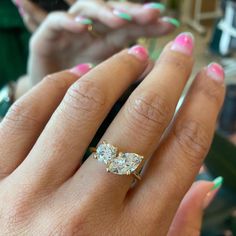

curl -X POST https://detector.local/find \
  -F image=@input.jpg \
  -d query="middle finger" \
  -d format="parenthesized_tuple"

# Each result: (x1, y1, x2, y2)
(72, 32, 195, 200)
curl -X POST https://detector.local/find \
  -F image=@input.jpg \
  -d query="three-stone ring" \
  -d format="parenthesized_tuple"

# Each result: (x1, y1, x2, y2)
(90, 141, 144, 180)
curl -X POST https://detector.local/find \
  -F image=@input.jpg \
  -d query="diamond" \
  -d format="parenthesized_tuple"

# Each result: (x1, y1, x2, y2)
(96, 142, 117, 164)
(107, 153, 143, 175)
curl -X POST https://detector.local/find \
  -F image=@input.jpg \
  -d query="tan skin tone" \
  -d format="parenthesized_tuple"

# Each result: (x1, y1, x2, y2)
(0, 36, 225, 235)
(13, 0, 176, 84)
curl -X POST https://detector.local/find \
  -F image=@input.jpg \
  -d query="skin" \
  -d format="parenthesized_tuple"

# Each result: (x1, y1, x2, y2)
(0, 36, 225, 235)
(13, 0, 175, 84)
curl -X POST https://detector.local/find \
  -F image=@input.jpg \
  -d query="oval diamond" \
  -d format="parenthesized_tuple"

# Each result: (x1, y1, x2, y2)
(96, 143, 117, 164)
(107, 153, 143, 175)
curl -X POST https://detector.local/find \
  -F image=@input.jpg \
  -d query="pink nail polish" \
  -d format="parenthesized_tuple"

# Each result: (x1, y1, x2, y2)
(207, 63, 225, 82)
(70, 63, 94, 76)
(15, 0, 21, 7)
(171, 32, 194, 55)
(128, 45, 149, 61)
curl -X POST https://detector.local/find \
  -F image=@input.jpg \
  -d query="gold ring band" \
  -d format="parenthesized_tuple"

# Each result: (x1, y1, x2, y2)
(88, 25, 102, 38)
(90, 141, 144, 180)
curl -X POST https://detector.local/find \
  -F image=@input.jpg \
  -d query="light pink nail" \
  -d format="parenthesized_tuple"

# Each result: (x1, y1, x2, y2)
(171, 32, 194, 55)
(128, 45, 149, 61)
(70, 63, 94, 76)
(15, 0, 21, 7)
(207, 63, 225, 82)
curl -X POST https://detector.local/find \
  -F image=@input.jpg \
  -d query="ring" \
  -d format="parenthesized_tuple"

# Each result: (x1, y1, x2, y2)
(90, 141, 144, 180)
(87, 25, 102, 38)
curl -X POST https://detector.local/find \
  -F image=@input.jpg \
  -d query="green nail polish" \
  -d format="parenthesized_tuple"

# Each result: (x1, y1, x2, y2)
(113, 10, 132, 21)
(162, 17, 180, 27)
(75, 16, 93, 25)
(144, 3, 166, 12)
(211, 176, 223, 190)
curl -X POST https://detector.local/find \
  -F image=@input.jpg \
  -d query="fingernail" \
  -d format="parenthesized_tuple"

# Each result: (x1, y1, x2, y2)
(212, 176, 224, 190)
(171, 32, 194, 55)
(162, 17, 180, 28)
(18, 7, 25, 16)
(75, 16, 93, 25)
(203, 176, 223, 208)
(207, 63, 225, 82)
(144, 3, 166, 12)
(15, 0, 21, 7)
(128, 45, 149, 61)
(113, 9, 132, 21)
(70, 63, 94, 76)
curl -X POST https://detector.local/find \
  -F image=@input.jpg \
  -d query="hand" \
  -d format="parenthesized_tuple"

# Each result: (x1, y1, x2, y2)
(0, 33, 225, 235)
(28, 0, 177, 84)
(169, 179, 222, 235)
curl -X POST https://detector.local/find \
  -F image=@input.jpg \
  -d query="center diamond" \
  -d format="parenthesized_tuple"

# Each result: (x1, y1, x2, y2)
(107, 153, 143, 175)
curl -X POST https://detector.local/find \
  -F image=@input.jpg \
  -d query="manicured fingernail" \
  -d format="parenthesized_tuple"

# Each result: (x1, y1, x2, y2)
(207, 63, 225, 82)
(162, 17, 180, 27)
(113, 9, 132, 21)
(15, 0, 21, 7)
(70, 63, 94, 76)
(128, 45, 149, 61)
(171, 32, 194, 55)
(203, 176, 223, 208)
(18, 7, 25, 16)
(144, 2, 166, 12)
(75, 16, 93, 25)
(212, 176, 224, 190)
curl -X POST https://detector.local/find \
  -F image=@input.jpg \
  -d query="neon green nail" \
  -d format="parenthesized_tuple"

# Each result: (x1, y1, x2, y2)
(162, 17, 180, 27)
(144, 3, 166, 12)
(211, 176, 223, 190)
(75, 16, 93, 25)
(113, 10, 132, 21)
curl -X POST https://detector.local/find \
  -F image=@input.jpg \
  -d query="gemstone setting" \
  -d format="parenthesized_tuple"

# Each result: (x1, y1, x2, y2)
(95, 142, 117, 164)
(94, 142, 144, 177)
(107, 152, 143, 175)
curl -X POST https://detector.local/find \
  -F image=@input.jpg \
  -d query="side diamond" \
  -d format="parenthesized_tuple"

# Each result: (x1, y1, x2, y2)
(96, 142, 117, 164)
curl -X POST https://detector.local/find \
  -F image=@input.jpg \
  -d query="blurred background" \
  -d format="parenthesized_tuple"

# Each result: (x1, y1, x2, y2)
(0, 0, 235, 235)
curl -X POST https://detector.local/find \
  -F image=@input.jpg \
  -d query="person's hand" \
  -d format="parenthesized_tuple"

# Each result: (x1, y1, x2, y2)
(169, 178, 222, 235)
(28, 0, 177, 84)
(0, 33, 225, 235)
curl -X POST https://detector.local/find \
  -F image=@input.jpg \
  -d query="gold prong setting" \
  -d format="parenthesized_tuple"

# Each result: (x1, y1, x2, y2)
(92, 141, 143, 180)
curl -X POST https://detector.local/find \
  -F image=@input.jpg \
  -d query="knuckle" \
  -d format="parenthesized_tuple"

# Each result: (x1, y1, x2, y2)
(173, 119, 211, 163)
(42, 74, 70, 91)
(3, 100, 42, 132)
(60, 80, 106, 122)
(158, 53, 191, 74)
(195, 77, 224, 106)
(126, 90, 172, 133)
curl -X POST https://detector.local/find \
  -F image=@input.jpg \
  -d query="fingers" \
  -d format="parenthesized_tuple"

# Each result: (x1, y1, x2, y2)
(168, 179, 221, 236)
(13, 47, 149, 191)
(134, 63, 225, 231)
(96, 19, 177, 53)
(22, 0, 46, 22)
(0, 64, 93, 179)
(69, 33, 194, 203)
(108, 1, 165, 25)
(69, 0, 128, 28)
(31, 12, 88, 43)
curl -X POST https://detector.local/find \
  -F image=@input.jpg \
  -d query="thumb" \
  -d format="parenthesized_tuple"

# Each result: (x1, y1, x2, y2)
(168, 177, 223, 236)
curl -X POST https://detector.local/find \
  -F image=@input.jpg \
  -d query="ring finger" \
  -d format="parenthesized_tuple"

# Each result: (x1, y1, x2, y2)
(68, 32, 195, 201)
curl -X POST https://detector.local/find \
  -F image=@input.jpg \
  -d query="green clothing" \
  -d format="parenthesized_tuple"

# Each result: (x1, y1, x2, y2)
(0, 0, 30, 89)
